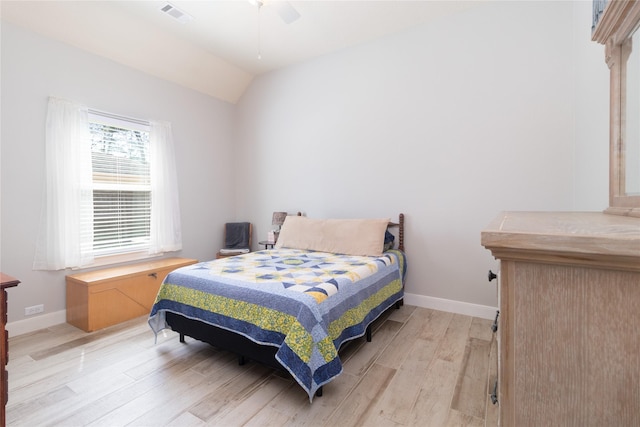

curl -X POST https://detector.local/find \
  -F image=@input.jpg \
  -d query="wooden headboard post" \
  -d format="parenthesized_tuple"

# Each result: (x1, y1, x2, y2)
(398, 213, 404, 252)
(388, 213, 405, 252)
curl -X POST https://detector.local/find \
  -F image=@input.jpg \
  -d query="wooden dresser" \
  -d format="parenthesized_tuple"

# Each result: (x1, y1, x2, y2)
(481, 211, 640, 426)
(1, 273, 20, 427)
(66, 257, 197, 332)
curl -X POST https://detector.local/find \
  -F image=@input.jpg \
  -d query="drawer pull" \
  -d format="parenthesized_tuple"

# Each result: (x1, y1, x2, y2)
(491, 379, 498, 405)
(491, 310, 499, 333)
(148, 272, 158, 279)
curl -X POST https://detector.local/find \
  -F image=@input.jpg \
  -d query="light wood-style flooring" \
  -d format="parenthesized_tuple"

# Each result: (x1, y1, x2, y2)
(7, 305, 498, 426)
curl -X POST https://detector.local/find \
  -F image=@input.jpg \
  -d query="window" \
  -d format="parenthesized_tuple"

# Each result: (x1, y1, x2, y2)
(34, 97, 182, 271)
(89, 113, 151, 255)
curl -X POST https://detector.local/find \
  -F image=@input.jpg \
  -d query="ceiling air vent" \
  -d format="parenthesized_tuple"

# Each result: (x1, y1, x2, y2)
(160, 2, 194, 24)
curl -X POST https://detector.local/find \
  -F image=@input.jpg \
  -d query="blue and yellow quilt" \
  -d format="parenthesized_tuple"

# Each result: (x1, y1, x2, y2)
(148, 248, 405, 401)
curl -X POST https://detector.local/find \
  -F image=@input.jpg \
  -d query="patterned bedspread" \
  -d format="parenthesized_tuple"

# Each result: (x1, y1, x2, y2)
(148, 248, 405, 401)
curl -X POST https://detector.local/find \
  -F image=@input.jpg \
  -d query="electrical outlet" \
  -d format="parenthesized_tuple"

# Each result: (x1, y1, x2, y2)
(24, 304, 44, 316)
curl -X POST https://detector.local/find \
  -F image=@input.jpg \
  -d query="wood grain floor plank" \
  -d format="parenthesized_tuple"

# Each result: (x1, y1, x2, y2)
(409, 358, 459, 427)
(122, 339, 213, 381)
(7, 322, 87, 360)
(8, 330, 201, 421)
(209, 374, 293, 426)
(323, 363, 397, 427)
(418, 308, 455, 342)
(370, 337, 440, 426)
(435, 314, 472, 364)
(273, 372, 360, 426)
(387, 303, 416, 324)
(445, 409, 485, 427)
(375, 309, 429, 369)
(450, 337, 491, 419)
(187, 363, 275, 421)
(8, 318, 159, 404)
(165, 411, 206, 427)
(469, 317, 493, 342)
(41, 340, 215, 426)
(342, 319, 403, 377)
(244, 405, 293, 427)
(87, 368, 209, 426)
(5, 385, 77, 426)
(124, 352, 248, 426)
(6, 306, 496, 427)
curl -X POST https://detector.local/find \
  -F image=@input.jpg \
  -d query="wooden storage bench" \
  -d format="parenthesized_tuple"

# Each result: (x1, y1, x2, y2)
(66, 257, 197, 332)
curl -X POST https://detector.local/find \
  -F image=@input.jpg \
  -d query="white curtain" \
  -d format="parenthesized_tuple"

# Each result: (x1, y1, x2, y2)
(33, 97, 94, 270)
(149, 120, 182, 254)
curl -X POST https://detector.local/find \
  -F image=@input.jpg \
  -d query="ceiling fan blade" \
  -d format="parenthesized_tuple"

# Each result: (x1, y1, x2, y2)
(272, 1, 300, 24)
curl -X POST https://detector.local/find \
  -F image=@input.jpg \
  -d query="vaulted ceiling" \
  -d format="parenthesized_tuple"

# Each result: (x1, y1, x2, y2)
(1, 1, 485, 103)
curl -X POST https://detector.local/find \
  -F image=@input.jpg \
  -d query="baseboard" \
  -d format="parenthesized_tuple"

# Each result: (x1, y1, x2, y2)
(404, 293, 498, 320)
(7, 310, 68, 336)
(7, 295, 498, 336)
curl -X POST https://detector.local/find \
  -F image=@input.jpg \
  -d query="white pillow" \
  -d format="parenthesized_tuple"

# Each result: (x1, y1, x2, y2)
(275, 216, 390, 256)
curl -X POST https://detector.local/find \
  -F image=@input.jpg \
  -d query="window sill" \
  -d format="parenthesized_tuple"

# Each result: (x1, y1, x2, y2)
(74, 251, 163, 270)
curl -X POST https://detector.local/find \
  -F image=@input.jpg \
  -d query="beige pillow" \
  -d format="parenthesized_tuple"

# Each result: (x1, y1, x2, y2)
(275, 216, 390, 256)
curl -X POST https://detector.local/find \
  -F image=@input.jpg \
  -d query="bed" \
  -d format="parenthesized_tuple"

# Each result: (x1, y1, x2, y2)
(148, 214, 406, 401)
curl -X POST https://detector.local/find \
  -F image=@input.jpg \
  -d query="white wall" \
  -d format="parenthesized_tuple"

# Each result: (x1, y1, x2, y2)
(1, 23, 236, 328)
(1, 0, 609, 333)
(573, 0, 610, 209)
(235, 1, 609, 314)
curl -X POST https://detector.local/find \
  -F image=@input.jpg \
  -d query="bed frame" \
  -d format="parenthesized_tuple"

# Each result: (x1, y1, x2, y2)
(166, 213, 405, 397)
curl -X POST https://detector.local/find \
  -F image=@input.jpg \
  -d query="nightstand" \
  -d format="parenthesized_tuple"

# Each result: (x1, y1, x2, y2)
(258, 241, 275, 249)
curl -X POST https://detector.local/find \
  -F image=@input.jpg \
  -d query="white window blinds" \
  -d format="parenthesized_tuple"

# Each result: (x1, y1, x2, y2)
(34, 97, 182, 270)
(89, 112, 151, 254)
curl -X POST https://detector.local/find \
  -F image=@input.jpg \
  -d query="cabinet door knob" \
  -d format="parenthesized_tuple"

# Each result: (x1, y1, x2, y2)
(488, 270, 497, 282)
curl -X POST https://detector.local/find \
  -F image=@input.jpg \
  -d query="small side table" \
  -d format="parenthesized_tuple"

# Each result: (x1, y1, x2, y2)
(258, 241, 275, 250)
